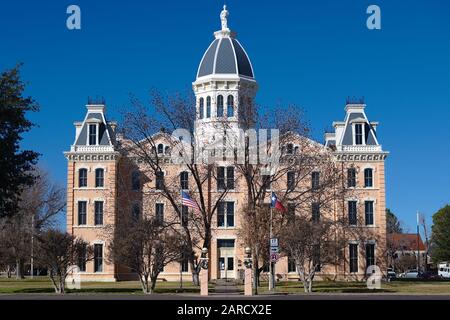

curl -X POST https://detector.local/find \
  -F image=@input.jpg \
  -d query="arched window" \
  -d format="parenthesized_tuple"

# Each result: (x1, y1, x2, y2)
(157, 144, 164, 154)
(286, 143, 294, 155)
(131, 171, 140, 191)
(206, 96, 211, 118)
(79, 168, 88, 187)
(95, 168, 104, 188)
(217, 95, 224, 117)
(364, 168, 373, 187)
(165, 146, 171, 155)
(199, 98, 204, 119)
(227, 95, 234, 117)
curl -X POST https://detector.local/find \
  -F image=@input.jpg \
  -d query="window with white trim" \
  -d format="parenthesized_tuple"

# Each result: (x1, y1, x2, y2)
(365, 201, 374, 226)
(78, 201, 87, 225)
(180, 171, 188, 190)
(354, 123, 363, 145)
(366, 243, 375, 269)
(155, 203, 164, 224)
(94, 201, 103, 225)
(95, 168, 104, 188)
(199, 98, 204, 119)
(287, 171, 295, 191)
(349, 243, 358, 273)
(348, 201, 357, 226)
(88, 124, 97, 145)
(227, 95, 234, 117)
(217, 166, 234, 190)
(94, 244, 103, 273)
(364, 168, 373, 187)
(217, 95, 224, 117)
(206, 96, 211, 118)
(79, 168, 88, 187)
(347, 168, 356, 188)
(218, 201, 234, 228)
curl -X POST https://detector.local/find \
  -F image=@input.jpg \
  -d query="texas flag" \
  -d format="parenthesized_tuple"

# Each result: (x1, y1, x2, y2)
(271, 192, 287, 212)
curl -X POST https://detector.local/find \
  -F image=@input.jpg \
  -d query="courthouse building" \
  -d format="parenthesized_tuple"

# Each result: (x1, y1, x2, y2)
(64, 6, 389, 282)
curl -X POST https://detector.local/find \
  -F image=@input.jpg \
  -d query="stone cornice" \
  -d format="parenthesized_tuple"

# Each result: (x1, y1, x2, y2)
(64, 151, 121, 162)
(333, 151, 389, 162)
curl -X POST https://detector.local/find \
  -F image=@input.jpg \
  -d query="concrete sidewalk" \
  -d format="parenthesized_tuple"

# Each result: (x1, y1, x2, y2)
(212, 279, 240, 295)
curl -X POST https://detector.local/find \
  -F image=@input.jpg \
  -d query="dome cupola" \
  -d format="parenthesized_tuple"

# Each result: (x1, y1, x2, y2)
(196, 5, 254, 79)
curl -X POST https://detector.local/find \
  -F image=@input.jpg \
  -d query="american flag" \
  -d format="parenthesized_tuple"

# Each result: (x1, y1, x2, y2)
(181, 191, 200, 211)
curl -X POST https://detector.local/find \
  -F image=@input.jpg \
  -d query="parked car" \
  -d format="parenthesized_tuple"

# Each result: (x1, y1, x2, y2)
(387, 268, 396, 281)
(419, 271, 441, 280)
(399, 269, 419, 279)
(438, 262, 450, 279)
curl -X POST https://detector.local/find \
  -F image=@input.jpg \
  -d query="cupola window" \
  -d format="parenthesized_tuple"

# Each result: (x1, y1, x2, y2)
(199, 98, 204, 119)
(217, 95, 224, 117)
(227, 95, 234, 117)
(206, 96, 211, 118)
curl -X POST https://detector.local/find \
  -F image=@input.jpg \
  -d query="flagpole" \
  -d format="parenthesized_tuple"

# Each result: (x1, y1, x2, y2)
(416, 211, 420, 273)
(180, 187, 183, 289)
(269, 203, 274, 291)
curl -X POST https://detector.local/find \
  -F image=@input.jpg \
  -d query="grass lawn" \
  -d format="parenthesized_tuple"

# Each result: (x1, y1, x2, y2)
(2, 277, 449, 295)
(239, 281, 450, 295)
(0, 276, 204, 294)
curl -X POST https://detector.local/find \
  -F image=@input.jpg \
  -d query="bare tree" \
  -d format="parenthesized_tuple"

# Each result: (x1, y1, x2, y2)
(0, 167, 65, 278)
(108, 216, 184, 294)
(280, 215, 346, 293)
(35, 230, 92, 294)
(117, 89, 232, 285)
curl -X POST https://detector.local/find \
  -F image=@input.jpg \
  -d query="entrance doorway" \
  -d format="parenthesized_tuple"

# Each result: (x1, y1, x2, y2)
(217, 239, 235, 279)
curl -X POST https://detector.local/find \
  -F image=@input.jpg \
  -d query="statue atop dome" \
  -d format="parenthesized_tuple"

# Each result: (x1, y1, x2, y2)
(220, 5, 229, 31)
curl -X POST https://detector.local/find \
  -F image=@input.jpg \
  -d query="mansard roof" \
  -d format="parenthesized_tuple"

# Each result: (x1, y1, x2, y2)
(340, 111, 379, 146)
(73, 105, 116, 147)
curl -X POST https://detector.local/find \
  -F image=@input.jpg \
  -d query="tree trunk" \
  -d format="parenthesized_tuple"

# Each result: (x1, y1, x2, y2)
(308, 278, 313, 293)
(150, 276, 158, 294)
(15, 258, 24, 279)
(59, 277, 66, 294)
(190, 260, 200, 286)
(140, 275, 150, 294)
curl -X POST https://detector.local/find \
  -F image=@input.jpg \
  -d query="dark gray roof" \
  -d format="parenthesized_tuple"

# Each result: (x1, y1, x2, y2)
(75, 112, 115, 146)
(197, 37, 254, 78)
(341, 112, 378, 146)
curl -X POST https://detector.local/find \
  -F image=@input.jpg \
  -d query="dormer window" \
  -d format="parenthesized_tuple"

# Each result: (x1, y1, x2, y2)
(354, 123, 364, 145)
(88, 124, 98, 145)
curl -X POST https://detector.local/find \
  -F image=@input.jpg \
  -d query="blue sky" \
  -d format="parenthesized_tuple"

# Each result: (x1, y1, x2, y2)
(1, 0, 449, 232)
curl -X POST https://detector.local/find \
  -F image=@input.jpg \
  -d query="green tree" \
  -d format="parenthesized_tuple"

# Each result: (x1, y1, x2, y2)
(386, 208, 403, 234)
(431, 205, 450, 263)
(0, 64, 40, 218)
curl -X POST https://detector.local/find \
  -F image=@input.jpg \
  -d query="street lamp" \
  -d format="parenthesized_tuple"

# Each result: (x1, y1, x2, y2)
(200, 247, 209, 270)
(244, 247, 252, 269)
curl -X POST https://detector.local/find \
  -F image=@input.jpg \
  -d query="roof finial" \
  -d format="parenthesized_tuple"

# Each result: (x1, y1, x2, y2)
(220, 4, 229, 31)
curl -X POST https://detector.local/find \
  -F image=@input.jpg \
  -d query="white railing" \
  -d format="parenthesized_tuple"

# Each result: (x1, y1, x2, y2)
(340, 145, 382, 152)
(71, 145, 115, 153)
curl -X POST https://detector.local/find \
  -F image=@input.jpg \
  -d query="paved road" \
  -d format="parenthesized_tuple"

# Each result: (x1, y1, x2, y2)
(0, 293, 449, 300)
